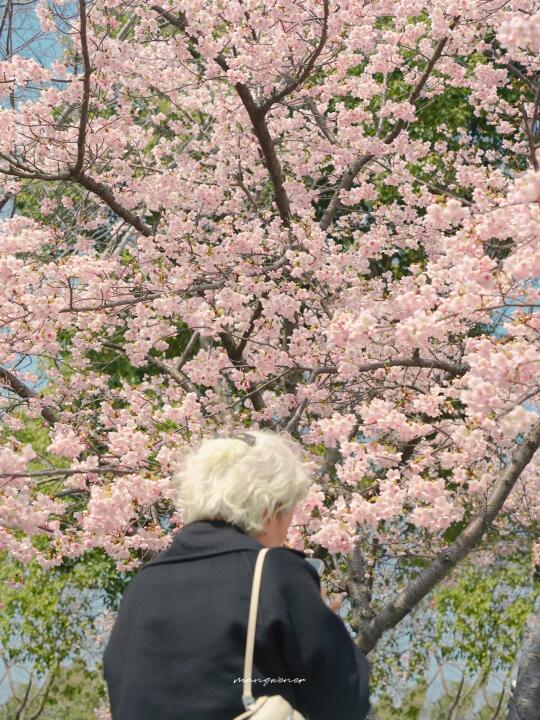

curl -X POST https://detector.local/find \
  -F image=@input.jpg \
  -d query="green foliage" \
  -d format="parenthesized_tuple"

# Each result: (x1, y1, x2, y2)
(433, 558, 538, 674)
(427, 679, 508, 720)
(373, 678, 510, 720)
(374, 680, 428, 719)
(373, 676, 508, 720)
(0, 659, 106, 720)
(367, 552, 536, 712)
(369, 246, 428, 282)
(9, 417, 51, 457)
(80, 321, 196, 391)
(0, 550, 128, 676)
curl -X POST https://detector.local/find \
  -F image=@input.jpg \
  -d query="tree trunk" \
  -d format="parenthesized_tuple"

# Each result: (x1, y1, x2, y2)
(507, 606, 540, 720)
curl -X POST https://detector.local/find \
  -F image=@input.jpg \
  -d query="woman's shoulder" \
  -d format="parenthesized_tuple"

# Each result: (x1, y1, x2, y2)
(264, 546, 321, 588)
(267, 545, 308, 562)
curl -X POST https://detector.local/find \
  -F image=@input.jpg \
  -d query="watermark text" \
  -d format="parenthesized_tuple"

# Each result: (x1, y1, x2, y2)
(233, 677, 306, 687)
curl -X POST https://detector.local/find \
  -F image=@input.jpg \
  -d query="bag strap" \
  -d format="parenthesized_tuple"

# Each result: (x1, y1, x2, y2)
(241, 546, 271, 710)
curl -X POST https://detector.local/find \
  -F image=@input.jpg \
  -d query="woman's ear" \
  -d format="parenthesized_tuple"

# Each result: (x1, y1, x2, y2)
(261, 508, 272, 529)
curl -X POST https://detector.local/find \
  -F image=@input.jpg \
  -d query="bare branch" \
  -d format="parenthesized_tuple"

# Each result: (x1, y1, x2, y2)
(284, 369, 317, 434)
(285, 396, 309, 434)
(0, 465, 137, 479)
(13, 673, 33, 720)
(305, 97, 338, 144)
(59, 280, 224, 313)
(176, 330, 200, 372)
(27, 665, 59, 720)
(307, 356, 469, 377)
(0, 158, 69, 181)
(145, 354, 200, 395)
(236, 301, 263, 357)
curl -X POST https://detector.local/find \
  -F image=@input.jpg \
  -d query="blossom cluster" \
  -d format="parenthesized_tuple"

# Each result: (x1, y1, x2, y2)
(0, 0, 538, 576)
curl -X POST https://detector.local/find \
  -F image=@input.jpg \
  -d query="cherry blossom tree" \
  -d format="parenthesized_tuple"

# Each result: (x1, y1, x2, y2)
(0, 0, 539, 703)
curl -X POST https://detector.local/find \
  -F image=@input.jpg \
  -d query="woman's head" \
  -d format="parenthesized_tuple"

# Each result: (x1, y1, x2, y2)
(173, 429, 311, 537)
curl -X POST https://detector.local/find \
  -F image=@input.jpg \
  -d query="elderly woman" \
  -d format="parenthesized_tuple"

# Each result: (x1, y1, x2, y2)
(103, 430, 370, 719)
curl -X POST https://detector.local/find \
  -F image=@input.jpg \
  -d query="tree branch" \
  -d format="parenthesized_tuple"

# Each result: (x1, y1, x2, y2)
(218, 330, 266, 413)
(346, 541, 376, 633)
(73, 0, 92, 175)
(259, 0, 329, 113)
(520, 86, 540, 172)
(307, 356, 469, 377)
(56, 14, 136, 129)
(236, 300, 263, 357)
(175, 330, 200, 372)
(71, 170, 153, 236)
(319, 32, 451, 231)
(151, 4, 188, 33)
(152, 4, 292, 225)
(227, 82, 292, 225)
(101, 340, 200, 395)
(305, 97, 338, 144)
(0, 365, 57, 425)
(0, 465, 136, 480)
(357, 419, 540, 654)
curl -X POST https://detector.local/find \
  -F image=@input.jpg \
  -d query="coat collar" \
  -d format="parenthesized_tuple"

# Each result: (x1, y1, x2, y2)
(142, 519, 307, 570)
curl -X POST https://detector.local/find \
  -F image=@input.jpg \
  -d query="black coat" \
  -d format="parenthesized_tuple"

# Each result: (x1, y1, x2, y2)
(103, 519, 371, 720)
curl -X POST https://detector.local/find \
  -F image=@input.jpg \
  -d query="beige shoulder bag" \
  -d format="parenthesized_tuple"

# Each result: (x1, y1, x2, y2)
(233, 547, 306, 720)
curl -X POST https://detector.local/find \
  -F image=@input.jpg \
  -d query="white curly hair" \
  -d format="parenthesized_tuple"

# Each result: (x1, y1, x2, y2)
(173, 429, 312, 535)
